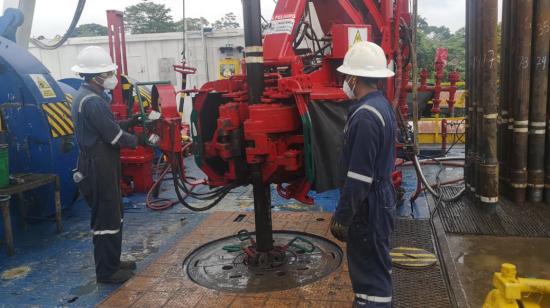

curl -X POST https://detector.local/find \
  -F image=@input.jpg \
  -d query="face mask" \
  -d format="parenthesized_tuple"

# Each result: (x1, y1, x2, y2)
(343, 79, 356, 100)
(101, 75, 118, 90)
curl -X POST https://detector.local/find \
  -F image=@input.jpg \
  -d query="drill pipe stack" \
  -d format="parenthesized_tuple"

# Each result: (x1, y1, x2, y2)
(465, 0, 499, 206)
(468, 0, 550, 205)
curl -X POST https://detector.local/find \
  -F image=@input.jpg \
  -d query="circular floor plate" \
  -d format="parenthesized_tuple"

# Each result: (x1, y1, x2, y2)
(183, 231, 343, 293)
(390, 246, 437, 270)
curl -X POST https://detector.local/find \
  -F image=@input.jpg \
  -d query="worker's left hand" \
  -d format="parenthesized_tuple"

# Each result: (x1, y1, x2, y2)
(330, 216, 349, 242)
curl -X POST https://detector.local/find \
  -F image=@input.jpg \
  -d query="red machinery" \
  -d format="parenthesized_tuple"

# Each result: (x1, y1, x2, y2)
(192, 0, 412, 204)
(106, 10, 154, 194)
(106, 10, 197, 195)
(400, 48, 461, 117)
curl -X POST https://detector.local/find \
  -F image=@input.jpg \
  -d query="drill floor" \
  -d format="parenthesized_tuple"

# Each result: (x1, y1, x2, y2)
(99, 212, 452, 308)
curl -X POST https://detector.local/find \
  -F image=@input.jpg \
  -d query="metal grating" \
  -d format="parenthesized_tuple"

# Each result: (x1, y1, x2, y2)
(437, 186, 550, 237)
(392, 219, 452, 308)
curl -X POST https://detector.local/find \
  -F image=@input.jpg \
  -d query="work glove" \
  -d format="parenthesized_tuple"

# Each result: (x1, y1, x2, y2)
(119, 114, 143, 131)
(330, 215, 349, 242)
(128, 114, 143, 127)
(137, 133, 147, 146)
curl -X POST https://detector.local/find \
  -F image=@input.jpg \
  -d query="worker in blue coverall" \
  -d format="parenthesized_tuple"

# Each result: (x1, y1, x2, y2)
(330, 41, 397, 307)
(70, 46, 142, 284)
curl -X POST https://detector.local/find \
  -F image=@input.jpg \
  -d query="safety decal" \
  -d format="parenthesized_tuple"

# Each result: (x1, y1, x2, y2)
(264, 18, 295, 35)
(348, 27, 368, 48)
(64, 93, 74, 105)
(42, 102, 74, 138)
(137, 87, 152, 107)
(30, 74, 57, 99)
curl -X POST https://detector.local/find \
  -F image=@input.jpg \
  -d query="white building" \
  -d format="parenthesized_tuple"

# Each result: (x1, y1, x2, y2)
(29, 29, 245, 91)
(29, 29, 245, 122)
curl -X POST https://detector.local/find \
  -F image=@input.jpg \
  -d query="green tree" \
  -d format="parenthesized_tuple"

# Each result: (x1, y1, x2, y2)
(415, 16, 466, 79)
(174, 17, 210, 31)
(212, 12, 240, 30)
(124, 0, 176, 34)
(71, 23, 108, 37)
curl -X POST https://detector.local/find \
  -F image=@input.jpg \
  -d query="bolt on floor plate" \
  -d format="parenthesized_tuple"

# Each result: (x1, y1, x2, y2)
(183, 231, 343, 293)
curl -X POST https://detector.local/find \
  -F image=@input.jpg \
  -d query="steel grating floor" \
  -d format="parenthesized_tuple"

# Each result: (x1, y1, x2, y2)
(437, 186, 550, 237)
(391, 218, 452, 308)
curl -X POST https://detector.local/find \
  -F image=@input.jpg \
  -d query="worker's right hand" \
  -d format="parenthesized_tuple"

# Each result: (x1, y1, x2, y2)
(330, 216, 349, 242)
(128, 114, 143, 127)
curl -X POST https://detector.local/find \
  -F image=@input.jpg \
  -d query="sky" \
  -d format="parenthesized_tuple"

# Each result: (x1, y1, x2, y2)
(0, 0, 502, 38)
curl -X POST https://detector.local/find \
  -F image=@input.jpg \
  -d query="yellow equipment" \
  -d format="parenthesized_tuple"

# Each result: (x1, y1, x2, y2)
(483, 263, 550, 308)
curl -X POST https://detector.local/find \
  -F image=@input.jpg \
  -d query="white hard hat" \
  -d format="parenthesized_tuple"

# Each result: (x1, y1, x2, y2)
(71, 46, 118, 74)
(337, 41, 395, 78)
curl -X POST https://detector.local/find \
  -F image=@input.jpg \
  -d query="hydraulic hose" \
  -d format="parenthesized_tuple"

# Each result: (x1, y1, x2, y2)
(146, 164, 179, 211)
(412, 154, 466, 202)
(169, 152, 238, 212)
(30, 0, 86, 50)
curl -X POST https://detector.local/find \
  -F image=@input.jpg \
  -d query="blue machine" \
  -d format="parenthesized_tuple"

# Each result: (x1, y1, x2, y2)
(0, 9, 78, 217)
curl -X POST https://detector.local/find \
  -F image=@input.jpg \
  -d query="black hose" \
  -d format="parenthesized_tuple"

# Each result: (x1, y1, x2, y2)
(412, 155, 466, 203)
(169, 152, 238, 211)
(30, 0, 86, 50)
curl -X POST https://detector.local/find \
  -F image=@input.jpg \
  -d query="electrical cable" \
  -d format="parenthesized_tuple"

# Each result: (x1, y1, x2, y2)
(30, 0, 86, 50)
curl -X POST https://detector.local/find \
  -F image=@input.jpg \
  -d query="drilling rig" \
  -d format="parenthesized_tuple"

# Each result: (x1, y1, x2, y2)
(185, 0, 412, 268)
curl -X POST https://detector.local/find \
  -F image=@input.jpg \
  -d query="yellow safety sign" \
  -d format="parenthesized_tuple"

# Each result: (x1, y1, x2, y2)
(348, 27, 368, 48)
(30, 74, 57, 99)
(219, 58, 241, 80)
(42, 102, 74, 138)
(354, 31, 363, 44)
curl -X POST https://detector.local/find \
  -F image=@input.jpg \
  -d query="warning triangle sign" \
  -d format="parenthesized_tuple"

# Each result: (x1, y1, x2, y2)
(354, 30, 363, 44)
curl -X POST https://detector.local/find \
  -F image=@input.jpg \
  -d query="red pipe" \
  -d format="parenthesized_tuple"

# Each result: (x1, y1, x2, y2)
(441, 119, 448, 151)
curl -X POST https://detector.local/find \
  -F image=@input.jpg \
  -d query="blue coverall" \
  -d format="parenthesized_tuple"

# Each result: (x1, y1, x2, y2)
(334, 90, 397, 307)
(71, 83, 137, 279)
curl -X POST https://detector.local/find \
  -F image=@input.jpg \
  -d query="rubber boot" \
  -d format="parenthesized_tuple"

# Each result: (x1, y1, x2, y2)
(119, 260, 137, 270)
(97, 269, 134, 284)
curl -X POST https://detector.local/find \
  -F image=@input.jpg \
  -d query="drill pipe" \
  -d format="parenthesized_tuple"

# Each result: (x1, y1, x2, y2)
(464, 0, 470, 189)
(504, 0, 519, 200)
(466, 0, 479, 200)
(499, 0, 512, 194)
(529, 0, 550, 203)
(475, 0, 484, 202)
(464, 0, 472, 196)
(478, 0, 499, 206)
(242, 0, 273, 252)
(510, 0, 534, 204)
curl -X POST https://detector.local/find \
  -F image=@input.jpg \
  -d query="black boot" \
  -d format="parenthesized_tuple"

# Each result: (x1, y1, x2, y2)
(119, 260, 137, 270)
(97, 269, 134, 284)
